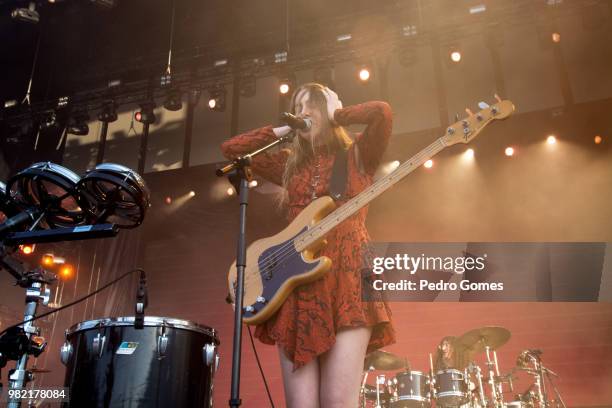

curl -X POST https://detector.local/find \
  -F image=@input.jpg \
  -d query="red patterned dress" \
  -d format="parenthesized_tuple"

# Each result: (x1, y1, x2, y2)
(221, 101, 396, 370)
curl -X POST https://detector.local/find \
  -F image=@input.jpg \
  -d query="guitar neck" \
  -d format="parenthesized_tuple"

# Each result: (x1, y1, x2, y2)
(294, 136, 447, 251)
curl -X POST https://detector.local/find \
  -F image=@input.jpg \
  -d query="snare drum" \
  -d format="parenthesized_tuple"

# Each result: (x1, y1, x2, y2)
(60, 316, 219, 408)
(435, 369, 469, 406)
(388, 371, 431, 408)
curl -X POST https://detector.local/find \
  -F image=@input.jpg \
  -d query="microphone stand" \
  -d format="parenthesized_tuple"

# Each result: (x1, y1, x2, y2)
(217, 131, 295, 408)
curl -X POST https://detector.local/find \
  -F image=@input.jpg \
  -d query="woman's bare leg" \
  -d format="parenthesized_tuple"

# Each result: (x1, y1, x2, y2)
(319, 326, 373, 408)
(279, 347, 320, 408)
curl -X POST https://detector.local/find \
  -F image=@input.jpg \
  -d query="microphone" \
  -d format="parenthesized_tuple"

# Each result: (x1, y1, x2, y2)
(134, 270, 148, 329)
(280, 112, 311, 130)
(0, 207, 41, 236)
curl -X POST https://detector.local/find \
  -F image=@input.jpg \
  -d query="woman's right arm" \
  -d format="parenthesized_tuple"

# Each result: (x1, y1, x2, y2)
(220, 125, 289, 186)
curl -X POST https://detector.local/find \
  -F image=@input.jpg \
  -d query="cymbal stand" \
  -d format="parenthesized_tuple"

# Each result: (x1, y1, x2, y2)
(360, 368, 372, 408)
(429, 353, 436, 400)
(544, 366, 566, 408)
(375, 374, 386, 408)
(493, 351, 504, 401)
(468, 362, 486, 407)
(484, 345, 502, 408)
(532, 355, 549, 408)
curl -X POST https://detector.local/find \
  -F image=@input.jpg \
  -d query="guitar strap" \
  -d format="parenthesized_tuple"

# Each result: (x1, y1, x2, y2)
(329, 146, 349, 201)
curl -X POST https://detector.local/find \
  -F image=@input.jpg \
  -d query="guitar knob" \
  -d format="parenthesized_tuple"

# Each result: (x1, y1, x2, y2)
(256, 296, 266, 303)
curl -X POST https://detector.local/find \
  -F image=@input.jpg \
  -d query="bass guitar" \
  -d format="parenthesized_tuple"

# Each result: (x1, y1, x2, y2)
(228, 97, 515, 324)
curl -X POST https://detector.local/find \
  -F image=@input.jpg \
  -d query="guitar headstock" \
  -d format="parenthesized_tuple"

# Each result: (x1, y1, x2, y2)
(441, 97, 515, 146)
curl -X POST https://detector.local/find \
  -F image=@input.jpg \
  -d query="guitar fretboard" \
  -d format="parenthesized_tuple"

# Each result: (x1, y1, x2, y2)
(294, 136, 447, 251)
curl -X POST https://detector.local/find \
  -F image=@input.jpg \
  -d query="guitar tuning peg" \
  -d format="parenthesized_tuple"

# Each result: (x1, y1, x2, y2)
(494, 93, 502, 103)
(478, 101, 490, 110)
(465, 108, 475, 116)
(455, 113, 460, 122)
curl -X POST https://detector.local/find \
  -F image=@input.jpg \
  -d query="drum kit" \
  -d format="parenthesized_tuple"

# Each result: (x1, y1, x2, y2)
(359, 327, 566, 408)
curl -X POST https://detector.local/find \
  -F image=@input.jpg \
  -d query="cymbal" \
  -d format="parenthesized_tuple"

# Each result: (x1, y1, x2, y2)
(458, 326, 511, 353)
(364, 350, 408, 371)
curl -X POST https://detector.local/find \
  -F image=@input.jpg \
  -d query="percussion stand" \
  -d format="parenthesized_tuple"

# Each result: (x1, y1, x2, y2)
(543, 367, 566, 408)
(471, 363, 487, 407)
(0, 243, 53, 408)
(484, 345, 502, 408)
(375, 374, 385, 408)
(360, 368, 372, 408)
(217, 132, 296, 408)
(532, 356, 549, 408)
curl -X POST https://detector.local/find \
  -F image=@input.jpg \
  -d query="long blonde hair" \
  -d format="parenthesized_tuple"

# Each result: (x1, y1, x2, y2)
(280, 83, 352, 206)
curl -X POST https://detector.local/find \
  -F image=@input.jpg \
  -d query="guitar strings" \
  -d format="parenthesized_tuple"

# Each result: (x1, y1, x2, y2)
(250, 139, 446, 284)
(251, 139, 445, 281)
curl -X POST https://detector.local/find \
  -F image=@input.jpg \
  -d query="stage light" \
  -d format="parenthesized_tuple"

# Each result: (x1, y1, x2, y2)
(67, 110, 90, 136)
(424, 160, 433, 169)
(227, 187, 235, 196)
(57, 96, 69, 109)
(469, 4, 486, 14)
(450, 51, 462, 63)
(163, 89, 183, 111)
(11, 2, 39, 24)
(402, 25, 417, 37)
(248, 180, 258, 188)
(358, 67, 371, 82)
(214, 59, 228, 68)
(464, 148, 475, 159)
(59, 264, 74, 280)
(189, 190, 196, 197)
(208, 88, 226, 112)
(107, 79, 121, 88)
(336, 33, 352, 42)
(4, 100, 18, 108)
(19, 244, 35, 255)
(165, 196, 172, 205)
(40, 111, 58, 130)
(594, 135, 602, 144)
(239, 75, 256, 98)
(98, 100, 117, 123)
(552, 32, 561, 43)
(546, 135, 557, 144)
(505, 147, 515, 157)
(274, 51, 288, 64)
(135, 101, 156, 124)
(279, 83, 290, 94)
(42, 254, 54, 266)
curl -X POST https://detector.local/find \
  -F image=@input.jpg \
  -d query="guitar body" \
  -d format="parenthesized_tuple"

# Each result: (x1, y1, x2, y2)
(227, 196, 336, 325)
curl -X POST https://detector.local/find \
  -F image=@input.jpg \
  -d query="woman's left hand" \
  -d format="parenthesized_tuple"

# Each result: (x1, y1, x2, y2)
(323, 87, 343, 125)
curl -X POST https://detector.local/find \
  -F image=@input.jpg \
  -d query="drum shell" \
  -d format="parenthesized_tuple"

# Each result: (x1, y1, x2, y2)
(61, 317, 218, 408)
(435, 369, 468, 406)
(389, 371, 431, 408)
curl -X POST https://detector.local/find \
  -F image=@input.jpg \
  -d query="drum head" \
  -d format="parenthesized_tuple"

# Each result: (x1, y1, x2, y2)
(66, 316, 218, 343)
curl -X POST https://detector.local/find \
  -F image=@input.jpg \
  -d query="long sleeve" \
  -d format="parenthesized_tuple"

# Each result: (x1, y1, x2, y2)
(334, 101, 393, 175)
(220, 125, 288, 186)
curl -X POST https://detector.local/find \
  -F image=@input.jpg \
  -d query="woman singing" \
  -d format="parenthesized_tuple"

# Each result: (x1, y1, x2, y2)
(221, 82, 395, 408)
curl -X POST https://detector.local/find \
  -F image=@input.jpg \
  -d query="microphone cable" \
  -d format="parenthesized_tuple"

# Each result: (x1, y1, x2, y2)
(0, 268, 144, 337)
(247, 325, 276, 408)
